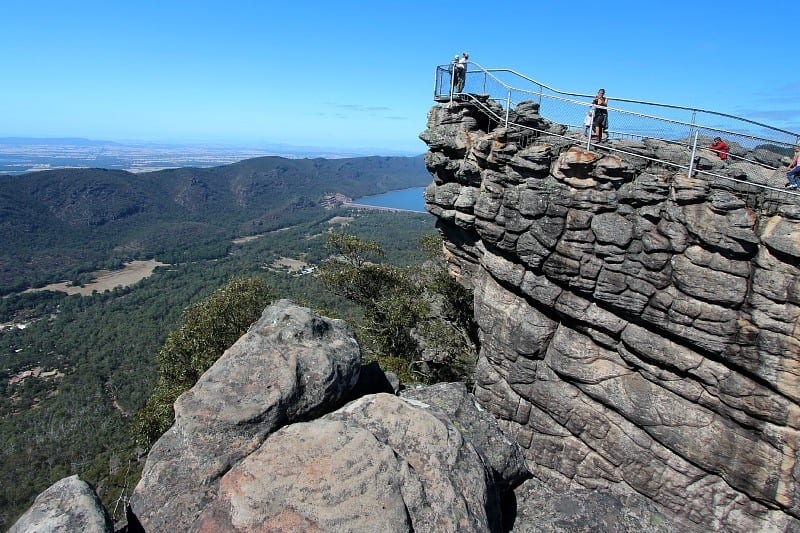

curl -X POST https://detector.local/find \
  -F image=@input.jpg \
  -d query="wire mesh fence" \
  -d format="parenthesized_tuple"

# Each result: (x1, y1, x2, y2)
(433, 63, 800, 201)
(434, 63, 800, 153)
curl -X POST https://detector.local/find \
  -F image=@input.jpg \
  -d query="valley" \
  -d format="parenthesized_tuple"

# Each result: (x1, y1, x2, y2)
(0, 155, 435, 529)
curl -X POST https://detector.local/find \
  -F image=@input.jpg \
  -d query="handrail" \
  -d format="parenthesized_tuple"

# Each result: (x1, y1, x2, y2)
(474, 64, 800, 140)
(435, 62, 800, 147)
(437, 89, 800, 201)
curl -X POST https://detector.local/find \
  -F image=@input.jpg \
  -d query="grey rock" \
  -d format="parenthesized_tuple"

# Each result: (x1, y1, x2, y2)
(420, 98, 800, 531)
(511, 477, 685, 532)
(670, 254, 748, 306)
(591, 212, 633, 247)
(9, 475, 112, 533)
(131, 299, 361, 532)
(401, 382, 530, 490)
(761, 213, 800, 260)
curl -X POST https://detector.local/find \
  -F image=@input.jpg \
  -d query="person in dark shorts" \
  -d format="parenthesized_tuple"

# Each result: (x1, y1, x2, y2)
(592, 88, 608, 140)
(454, 52, 468, 93)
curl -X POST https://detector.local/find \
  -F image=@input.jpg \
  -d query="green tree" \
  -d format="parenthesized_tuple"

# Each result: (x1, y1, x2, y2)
(319, 232, 477, 384)
(133, 276, 275, 446)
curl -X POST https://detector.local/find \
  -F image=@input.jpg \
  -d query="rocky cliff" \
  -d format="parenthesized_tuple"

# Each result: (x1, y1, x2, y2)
(420, 98, 800, 531)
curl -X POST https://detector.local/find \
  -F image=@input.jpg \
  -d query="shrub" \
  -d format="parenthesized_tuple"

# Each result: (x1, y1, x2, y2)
(133, 276, 274, 446)
(319, 232, 477, 384)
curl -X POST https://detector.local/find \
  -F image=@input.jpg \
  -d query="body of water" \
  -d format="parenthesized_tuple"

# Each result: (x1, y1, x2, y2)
(352, 186, 427, 213)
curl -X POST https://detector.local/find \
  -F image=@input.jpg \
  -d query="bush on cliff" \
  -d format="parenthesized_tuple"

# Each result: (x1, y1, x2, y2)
(319, 232, 477, 383)
(133, 276, 275, 446)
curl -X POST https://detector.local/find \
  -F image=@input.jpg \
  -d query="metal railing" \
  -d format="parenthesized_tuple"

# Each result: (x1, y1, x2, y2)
(433, 62, 800, 201)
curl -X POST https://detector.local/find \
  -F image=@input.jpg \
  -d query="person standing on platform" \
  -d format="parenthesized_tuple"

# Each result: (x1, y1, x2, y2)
(454, 52, 468, 93)
(591, 89, 608, 141)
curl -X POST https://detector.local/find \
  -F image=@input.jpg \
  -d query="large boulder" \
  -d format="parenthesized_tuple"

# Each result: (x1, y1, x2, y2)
(8, 475, 112, 533)
(197, 393, 506, 532)
(131, 300, 361, 531)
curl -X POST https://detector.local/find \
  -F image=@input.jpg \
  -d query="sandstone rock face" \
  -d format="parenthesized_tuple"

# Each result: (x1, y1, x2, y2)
(8, 475, 112, 533)
(131, 299, 362, 531)
(197, 393, 506, 532)
(130, 300, 523, 532)
(511, 477, 681, 532)
(401, 382, 529, 491)
(421, 100, 800, 531)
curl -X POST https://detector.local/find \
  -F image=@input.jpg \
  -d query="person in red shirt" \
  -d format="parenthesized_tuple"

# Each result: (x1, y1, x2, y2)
(709, 137, 729, 160)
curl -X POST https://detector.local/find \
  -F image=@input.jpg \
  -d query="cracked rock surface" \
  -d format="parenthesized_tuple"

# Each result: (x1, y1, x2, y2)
(421, 99, 800, 531)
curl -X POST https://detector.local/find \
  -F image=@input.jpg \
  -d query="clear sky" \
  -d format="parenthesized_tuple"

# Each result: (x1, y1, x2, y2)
(2, 0, 798, 155)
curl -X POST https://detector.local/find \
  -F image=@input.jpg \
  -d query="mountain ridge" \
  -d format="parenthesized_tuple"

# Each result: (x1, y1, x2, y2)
(0, 154, 429, 293)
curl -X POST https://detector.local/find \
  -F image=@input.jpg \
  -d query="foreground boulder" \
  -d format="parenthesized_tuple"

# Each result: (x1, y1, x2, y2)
(197, 393, 507, 532)
(8, 475, 112, 533)
(130, 300, 362, 531)
(130, 299, 529, 531)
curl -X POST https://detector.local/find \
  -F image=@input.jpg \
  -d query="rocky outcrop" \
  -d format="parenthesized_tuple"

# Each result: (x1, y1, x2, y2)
(130, 300, 526, 531)
(15, 299, 694, 531)
(131, 299, 362, 531)
(402, 382, 529, 491)
(8, 475, 113, 533)
(421, 99, 800, 531)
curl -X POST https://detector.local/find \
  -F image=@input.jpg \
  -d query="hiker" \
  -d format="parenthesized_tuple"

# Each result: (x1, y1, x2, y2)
(786, 146, 800, 189)
(592, 89, 608, 141)
(708, 137, 729, 160)
(454, 52, 468, 93)
(450, 55, 461, 93)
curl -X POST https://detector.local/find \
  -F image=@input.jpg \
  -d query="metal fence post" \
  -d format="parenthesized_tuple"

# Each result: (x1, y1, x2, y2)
(587, 106, 595, 150)
(505, 89, 511, 128)
(687, 131, 699, 178)
(449, 66, 455, 104)
(688, 110, 697, 148)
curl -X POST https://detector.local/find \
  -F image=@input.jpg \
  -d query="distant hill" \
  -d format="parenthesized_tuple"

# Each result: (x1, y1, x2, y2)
(0, 137, 124, 147)
(0, 155, 430, 293)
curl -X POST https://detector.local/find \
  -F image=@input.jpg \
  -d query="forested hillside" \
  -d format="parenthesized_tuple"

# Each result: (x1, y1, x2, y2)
(0, 155, 428, 294)
(0, 208, 436, 529)
(0, 153, 436, 529)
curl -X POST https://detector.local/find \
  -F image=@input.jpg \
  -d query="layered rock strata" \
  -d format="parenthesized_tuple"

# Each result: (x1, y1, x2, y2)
(420, 99, 800, 531)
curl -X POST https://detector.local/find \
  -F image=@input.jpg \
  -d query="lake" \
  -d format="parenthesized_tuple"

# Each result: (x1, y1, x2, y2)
(352, 186, 427, 213)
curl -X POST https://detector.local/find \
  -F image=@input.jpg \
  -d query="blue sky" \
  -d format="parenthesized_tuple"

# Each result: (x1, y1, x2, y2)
(2, 0, 798, 155)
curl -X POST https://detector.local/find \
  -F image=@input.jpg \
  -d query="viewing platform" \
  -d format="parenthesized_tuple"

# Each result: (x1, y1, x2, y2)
(432, 62, 800, 205)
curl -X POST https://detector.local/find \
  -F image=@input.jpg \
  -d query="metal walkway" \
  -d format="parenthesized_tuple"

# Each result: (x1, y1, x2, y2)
(434, 62, 799, 150)
(433, 62, 800, 203)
